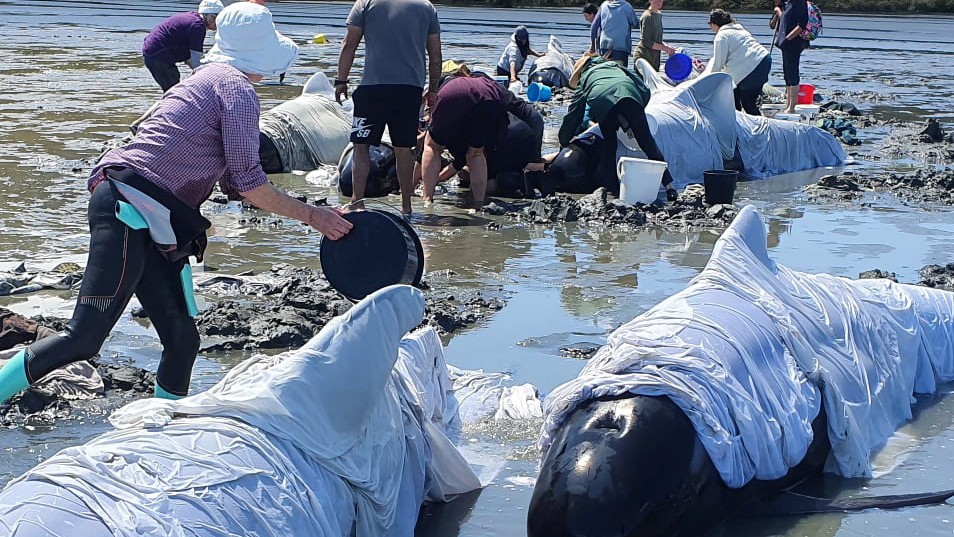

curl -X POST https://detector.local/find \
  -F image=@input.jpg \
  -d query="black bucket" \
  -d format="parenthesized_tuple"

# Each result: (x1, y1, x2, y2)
(319, 209, 425, 301)
(702, 170, 739, 205)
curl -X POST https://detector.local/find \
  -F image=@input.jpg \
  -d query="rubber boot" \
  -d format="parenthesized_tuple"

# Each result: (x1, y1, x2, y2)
(0, 349, 31, 405)
(154, 383, 185, 400)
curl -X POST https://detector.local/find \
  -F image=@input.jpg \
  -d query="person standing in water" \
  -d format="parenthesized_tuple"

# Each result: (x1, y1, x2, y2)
(496, 26, 542, 84)
(335, 0, 442, 215)
(0, 3, 353, 407)
(582, 3, 600, 53)
(632, 0, 676, 72)
(594, 0, 638, 68)
(142, 0, 224, 92)
(773, 0, 809, 113)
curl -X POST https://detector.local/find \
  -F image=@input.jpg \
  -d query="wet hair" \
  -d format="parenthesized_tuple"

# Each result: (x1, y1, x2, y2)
(582, 3, 598, 15)
(709, 9, 734, 27)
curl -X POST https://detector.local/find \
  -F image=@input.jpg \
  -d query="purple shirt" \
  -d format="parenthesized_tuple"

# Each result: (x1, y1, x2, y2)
(142, 12, 207, 63)
(92, 63, 268, 208)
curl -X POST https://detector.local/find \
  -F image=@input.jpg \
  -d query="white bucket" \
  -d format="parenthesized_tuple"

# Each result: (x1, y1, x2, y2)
(795, 104, 820, 119)
(775, 112, 802, 122)
(617, 157, 667, 205)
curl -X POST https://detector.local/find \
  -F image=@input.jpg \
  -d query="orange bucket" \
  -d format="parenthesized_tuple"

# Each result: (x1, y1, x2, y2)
(797, 84, 815, 105)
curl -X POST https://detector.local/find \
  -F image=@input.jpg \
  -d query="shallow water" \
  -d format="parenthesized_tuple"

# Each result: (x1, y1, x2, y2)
(1, 1, 954, 535)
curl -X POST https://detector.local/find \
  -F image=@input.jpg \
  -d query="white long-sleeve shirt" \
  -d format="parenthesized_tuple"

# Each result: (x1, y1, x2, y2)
(710, 23, 769, 85)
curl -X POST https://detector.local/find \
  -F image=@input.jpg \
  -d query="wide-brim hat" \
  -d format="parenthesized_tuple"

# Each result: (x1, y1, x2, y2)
(197, 0, 223, 15)
(568, 53, 598, 89)
(203, 3, 299, 77)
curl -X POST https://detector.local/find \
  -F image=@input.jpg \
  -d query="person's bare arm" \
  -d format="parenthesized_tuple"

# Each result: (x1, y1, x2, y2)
(240, 182, 352, 239)
(426, 33, 442, 107)
(335, 26, 363, 103)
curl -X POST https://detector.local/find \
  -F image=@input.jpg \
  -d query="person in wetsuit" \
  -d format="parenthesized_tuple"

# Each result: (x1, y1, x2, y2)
(0, 3, 352, 405)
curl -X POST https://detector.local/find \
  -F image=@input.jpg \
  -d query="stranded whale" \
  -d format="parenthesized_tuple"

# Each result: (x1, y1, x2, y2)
(528, 205, 954, 536)
(0, 285, 484, 536)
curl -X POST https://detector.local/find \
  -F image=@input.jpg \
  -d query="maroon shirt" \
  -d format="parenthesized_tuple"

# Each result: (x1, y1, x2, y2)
(142, 12, 207, 64)
(429, 76, 505, 147)
(91, 63, 268, 208)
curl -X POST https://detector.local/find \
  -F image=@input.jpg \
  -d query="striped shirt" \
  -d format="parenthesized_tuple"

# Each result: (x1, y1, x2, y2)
(91, 63, 268, 208)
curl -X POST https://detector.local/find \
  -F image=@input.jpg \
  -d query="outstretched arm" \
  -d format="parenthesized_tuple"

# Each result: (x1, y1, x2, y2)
(241, 183, 352, 240)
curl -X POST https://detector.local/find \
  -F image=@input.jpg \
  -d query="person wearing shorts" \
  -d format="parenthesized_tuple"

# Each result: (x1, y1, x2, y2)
(421, 74, 508, 210)
(335, 0, 442, 215)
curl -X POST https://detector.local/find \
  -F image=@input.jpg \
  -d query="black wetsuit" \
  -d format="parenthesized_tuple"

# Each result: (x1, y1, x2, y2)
(24, 176, 204, 397)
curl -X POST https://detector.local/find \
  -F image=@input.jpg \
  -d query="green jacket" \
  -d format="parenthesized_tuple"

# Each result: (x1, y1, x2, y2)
(558, 59, 652, 147)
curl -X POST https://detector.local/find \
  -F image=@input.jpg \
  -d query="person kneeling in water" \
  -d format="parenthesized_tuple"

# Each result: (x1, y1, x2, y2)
(559, 54, 677, 201)
(0, 3, 352, 406)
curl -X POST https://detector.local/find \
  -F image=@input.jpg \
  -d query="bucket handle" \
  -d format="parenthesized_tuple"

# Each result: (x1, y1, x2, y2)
(616, 157, 628, 181)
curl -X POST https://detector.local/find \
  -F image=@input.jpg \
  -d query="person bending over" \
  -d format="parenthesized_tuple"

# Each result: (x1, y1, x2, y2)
(142, 0, 223, 92)
(421, 74, 508, 210)
(560, 55, 676, 201)
(707, 9, 772, 115)
(0, 3, 352, 406)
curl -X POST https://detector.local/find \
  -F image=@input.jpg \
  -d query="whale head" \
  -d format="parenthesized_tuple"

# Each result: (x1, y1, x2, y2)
(528, 394, 731, 537)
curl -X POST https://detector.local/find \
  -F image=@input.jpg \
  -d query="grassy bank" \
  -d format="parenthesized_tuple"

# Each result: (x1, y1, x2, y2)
(438, 0, 954, 13)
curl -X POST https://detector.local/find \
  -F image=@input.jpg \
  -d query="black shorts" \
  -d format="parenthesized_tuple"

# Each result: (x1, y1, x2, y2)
(350, 84, 422, 147)
(430, 99, 507, 151)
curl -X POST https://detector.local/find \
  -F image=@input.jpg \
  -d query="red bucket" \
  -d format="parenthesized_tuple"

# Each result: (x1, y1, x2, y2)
(797, 84, 815, 105)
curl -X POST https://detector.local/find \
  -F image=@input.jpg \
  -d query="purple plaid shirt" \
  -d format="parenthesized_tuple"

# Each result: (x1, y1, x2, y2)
(91, 63, 268, 208)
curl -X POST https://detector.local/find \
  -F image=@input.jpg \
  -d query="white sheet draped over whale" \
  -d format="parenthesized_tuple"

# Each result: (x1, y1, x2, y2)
(540, 205, 954, 488)
(618, 63, 846, 187)
(0, 286, 482, 536)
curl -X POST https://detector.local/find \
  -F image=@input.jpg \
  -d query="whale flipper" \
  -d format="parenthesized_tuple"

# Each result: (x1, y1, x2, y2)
(750, 488, 954, 516)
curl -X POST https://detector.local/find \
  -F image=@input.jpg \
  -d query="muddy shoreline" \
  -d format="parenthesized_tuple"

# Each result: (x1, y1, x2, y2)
(5, 106, 953, 425)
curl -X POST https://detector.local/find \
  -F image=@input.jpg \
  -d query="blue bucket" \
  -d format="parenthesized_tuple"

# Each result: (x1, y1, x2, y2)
(527, 82, 552, 102)
(664, 53, 693, 82)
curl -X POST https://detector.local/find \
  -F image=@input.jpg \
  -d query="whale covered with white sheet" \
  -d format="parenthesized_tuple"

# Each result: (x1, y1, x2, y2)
(530, 205, 954, 536)
(0, 286, 486, 536)
(623, 62, 847, 187)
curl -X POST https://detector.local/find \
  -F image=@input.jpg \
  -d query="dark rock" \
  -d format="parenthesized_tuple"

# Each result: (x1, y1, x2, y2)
(492, 186, 735, 231)
(917, 263, 954, 291)
(918, 119, 945, 143)
(859, 269, 898, 282)
(94, 360, 155, 393)
(559, 342, 601, 359)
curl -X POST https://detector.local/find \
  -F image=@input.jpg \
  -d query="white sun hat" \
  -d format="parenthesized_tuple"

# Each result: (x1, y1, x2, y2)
(202, 3, 299, 77)
(197, 0, 224, 15)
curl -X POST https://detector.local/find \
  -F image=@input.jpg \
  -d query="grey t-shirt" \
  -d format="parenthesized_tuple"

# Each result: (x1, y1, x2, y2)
(346, 0, 440, 88)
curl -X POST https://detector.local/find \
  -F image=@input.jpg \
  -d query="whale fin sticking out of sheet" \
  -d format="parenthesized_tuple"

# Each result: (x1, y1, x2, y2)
(531, 204, 954, 537)
(0, 285, 483, 537)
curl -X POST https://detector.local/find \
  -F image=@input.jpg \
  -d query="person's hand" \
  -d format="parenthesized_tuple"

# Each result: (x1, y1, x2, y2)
(424, 90, 437, 110)
(334, 80, 349, 104)
(666, 45, 678, 55)
(666, 185, 678, 202)
(308, 206, 353, 240)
